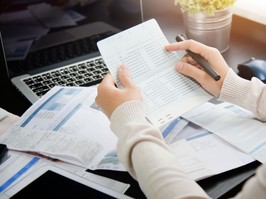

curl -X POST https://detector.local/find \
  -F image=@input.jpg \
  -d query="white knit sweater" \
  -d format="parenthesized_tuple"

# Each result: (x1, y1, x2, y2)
(110, 69, 266, 199)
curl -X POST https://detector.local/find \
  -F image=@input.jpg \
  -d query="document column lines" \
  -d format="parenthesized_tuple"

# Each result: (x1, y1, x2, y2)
(20, 88, 64, 127)
(53, 103, 82, 131)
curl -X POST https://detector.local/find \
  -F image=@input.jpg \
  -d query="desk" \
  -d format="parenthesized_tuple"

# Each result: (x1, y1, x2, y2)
(0, 4, 265, 199)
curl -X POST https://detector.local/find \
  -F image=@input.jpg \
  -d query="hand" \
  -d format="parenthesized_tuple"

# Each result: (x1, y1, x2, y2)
(165, 40, 229, 97)
(95, 64, 142, 118)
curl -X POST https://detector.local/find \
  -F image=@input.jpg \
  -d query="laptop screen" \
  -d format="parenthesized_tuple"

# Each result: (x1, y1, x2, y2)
(0, 0, 142, 78)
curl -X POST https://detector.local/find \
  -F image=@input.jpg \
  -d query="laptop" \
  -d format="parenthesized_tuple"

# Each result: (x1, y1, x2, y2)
(0, 1, 142, 104)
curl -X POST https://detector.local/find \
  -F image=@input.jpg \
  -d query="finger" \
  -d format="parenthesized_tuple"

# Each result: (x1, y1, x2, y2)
(182, 54, 198, 66)
(118, 64, 135, 88)
(100, 73, 115, 87)
(164, 43, 179, 51)
(165, 40, 216, 60)
(165, 40, 207, 53)
(176, 61, 207, 84)
(97, 73, 115, 95)
(96, 73, 115, 105)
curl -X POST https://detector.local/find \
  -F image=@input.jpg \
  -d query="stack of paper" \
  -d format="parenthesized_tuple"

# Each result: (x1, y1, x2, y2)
(0, 86, 124, 170)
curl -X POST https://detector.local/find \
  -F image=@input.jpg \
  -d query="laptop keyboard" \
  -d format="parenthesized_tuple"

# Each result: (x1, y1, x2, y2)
(22, 56, 108, 98)
(9, 31, 117, 98)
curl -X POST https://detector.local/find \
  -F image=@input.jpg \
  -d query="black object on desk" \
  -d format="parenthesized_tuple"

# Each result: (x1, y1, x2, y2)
(0, 144, 8, 164)
(238, 58, 266, 83)
(10, 170, 118, 199)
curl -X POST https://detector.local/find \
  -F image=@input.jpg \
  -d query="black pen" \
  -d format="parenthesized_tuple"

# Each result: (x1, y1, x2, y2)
(175, 34, 221, 81)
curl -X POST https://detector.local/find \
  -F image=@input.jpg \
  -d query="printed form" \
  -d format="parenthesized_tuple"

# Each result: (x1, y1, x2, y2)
(0, 86, 124, 171)
(183, 102, 266, 163)
(160, 117, 254, 180)
(97, 19, 212, 126)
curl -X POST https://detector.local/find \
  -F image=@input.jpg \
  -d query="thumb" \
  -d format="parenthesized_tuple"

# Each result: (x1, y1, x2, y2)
(176, 62, 206, 83)
(118, 64, 135, 88)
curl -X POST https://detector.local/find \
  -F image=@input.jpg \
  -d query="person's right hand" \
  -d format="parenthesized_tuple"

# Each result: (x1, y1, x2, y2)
(165, 40, 229, 97)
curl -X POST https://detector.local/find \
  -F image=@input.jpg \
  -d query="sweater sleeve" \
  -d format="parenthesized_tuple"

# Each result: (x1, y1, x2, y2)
(110, 101, 210, 199)
(219, 68, 266, 121)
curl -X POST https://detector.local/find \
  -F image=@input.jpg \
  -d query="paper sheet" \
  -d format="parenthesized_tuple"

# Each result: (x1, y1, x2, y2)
(0, 108, 19, 135)
(97, 19, 212, 126)
(0, 151, 41, 193)
(0, 86, 122, 170)
(183, 102, 266, 163)
(162, 118, 254, 180)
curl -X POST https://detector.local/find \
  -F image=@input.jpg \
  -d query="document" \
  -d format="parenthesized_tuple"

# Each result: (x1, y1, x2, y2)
(0, 151, 41, 193)
(0, 151, 129, 195)
(0, 108, 19, 135)
(0, 108, 8, 122)
(0, 86, 122, 170)
(160, 118, 254, 180)
(183, 101, 266, 163)
(97, 19, 212, 126)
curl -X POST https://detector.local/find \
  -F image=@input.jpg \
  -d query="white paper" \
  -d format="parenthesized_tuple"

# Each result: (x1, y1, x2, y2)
(170, 139, 213, 180)
(0, 108, 19, 136)
(0, 108, 8, 122)
(0, 86, 119, 170)
(183, 102, 266, 163)
(97, 19, 212, 126)
(57, 162, 129, 194)
(165, 119, 254, 180)
(0, 151, 41, 193)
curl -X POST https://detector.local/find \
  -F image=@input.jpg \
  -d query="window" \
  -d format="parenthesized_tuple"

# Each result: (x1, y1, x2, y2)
(233, 0, 266, 25)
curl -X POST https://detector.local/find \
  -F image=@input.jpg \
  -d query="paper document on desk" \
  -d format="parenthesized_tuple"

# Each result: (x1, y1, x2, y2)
(0, 108, 8, 122)
(183, 101, 266, 163)
(0, 86, 124, 170)
(160, 118, 254, 180)
(97, 19, 212, 127)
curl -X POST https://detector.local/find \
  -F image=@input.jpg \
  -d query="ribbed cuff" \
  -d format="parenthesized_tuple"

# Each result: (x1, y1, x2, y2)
(110, 101, 147, 137)
(219, 68, 250, 105)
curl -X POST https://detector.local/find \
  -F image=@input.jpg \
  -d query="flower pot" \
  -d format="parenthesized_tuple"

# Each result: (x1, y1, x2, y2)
(182, 8, 233, 53)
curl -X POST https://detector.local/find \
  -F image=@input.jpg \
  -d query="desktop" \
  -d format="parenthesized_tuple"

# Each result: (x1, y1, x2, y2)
(0, 0, 265, 198)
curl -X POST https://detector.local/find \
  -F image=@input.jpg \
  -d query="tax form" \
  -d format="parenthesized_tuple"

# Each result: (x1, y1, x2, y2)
(0, 86, 122, 170)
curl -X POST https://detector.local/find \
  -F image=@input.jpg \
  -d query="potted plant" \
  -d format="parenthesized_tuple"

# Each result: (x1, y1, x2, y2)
(175, 0, 237, 53)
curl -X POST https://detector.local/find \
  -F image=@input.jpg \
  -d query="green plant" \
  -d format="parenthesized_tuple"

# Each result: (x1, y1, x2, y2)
(175, 0, 236, 15)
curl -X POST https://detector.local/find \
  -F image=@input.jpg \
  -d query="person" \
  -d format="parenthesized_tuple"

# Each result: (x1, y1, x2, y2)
(95, 39, 266, 199)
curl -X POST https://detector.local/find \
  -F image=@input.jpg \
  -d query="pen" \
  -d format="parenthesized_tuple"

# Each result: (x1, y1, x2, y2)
(175, 34, 221, 81)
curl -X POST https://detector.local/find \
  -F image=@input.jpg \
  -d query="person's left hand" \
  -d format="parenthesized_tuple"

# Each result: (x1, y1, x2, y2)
(95, 64, 142, 118)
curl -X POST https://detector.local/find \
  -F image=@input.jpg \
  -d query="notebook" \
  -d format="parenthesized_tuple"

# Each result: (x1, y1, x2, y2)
(1, 1, 142, 104)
